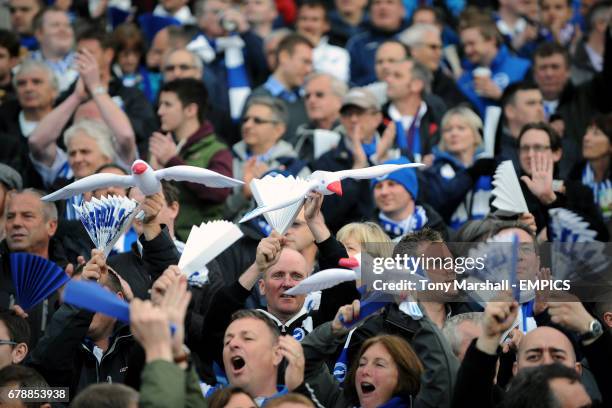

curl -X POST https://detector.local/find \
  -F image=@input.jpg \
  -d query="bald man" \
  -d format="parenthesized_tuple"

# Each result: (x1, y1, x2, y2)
(453, 300, 612, 407)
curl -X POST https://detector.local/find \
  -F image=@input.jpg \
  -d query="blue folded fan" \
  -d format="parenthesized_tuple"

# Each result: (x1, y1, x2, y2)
(10, 253, 69, 311)
(63, 280, 176, 334)
(74, 195, 139, 257)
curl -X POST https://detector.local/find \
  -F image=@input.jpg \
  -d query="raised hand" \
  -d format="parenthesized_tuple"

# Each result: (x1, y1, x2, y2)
(477, 297, 518, 354)
(279, 336, 305, 391)
(375, 121, 396, 163)
(75, 48, 102, 92)
(159, 274, 192, 360)
(81, 249, 108, 282)
(151, 266, 182, 306)
(303, 192, 330, 243)
(130, 299, 173, 363)
(521, 152, 556, 205)
(149, 132, 177, 167)
(331, 299, 361, 335)
(255, 231, 284, 273)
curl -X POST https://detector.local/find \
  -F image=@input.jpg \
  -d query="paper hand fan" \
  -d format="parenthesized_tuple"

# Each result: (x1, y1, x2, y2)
(10, 253, 69, 310)
(178, 220, 243, 279)
(491, 160, 528, 214)
(549, 208, 597, 243)
(483, 106, 502, 158)
(249, 175, 312, 234)
(464, 233, 524, 306)
(74, 195, 139, 257)
(63, 280, 176, 334)
(284, 268, 358, 295)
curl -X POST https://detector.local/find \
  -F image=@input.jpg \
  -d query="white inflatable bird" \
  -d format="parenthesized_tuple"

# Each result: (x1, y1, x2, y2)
(42, 160, 244, 201)
(240, 162, 423, 223)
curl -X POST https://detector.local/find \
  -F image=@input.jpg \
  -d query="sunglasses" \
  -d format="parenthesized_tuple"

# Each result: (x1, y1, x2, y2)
(241, 116, 279, 125)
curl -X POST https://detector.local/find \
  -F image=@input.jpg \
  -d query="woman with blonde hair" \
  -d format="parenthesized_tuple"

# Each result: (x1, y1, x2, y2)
(336, 221, 392, 259)
(423, 106, 497, 229)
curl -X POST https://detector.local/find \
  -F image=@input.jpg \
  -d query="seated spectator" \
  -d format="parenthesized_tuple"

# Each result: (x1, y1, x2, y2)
(111, 23, 160, 104)
(31, 6, 77, 92)
(294, 72, 347, 165)
(0, 189, 68, 347)
(250, 33, 313, 146)
(327, 0, 369, 47)
(442, 312, 483, 362)
(296, 0, 350, 83)
(0, 30, 20, 105)
(457, 11, 531, 117)
(498, 82, 547, 173)
(571, 1, 612, 85)
(0, 165, 22, 242)
(516, 122, 608, 239)
(28, 254, 135, 395)
(70, 383, 139, 408)
(501, 364, 591, 408)
(0, 311, 30, 369)
(453, 299, 612, 407)
(539, 0, 577, 47)
(533, 34, 612, 142)
(243, 0, 278, 40)
(208, 386, 258, 408)
(0, 364, 51, 407)
(153, 0, 196, 25)
(347, 0, 408, 86)
(399, 23, 472, 110)
(381, 58, 445, 164)
(423, 107, 496, 229)
(8, 0, 43, 51)
(150, 78, 233, 240)
(302, 331, 423, 408)
(567, 113, 612, 227)
(372, 158, 448, 240)
(0, 60, 58, 187)
(225, 96, 310, 221)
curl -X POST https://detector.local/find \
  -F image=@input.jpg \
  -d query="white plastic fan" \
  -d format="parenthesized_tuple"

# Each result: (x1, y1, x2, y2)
(74, 195, 139, 256)
(178, 220, 243, 277)
(284, 268, 358, 295)
(549, 208, 597, 242)
(250, 175, 313, 234)
(491, 160, 529, 214)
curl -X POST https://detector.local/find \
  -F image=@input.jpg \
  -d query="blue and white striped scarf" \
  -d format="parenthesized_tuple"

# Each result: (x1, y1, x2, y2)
(378, 205, 428, 240)
(187, 34, 251, 121)
(582, 163, 612, 220)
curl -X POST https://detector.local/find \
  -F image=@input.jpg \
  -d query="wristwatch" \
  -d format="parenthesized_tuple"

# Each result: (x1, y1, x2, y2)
(580, 319, 603, 342)
(92, 85, 107, 96)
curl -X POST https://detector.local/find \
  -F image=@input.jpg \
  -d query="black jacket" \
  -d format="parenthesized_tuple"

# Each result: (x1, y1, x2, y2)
(107, 225, 180, 299)
(27, 303, 135, 396)
(0, 239, 68, 347)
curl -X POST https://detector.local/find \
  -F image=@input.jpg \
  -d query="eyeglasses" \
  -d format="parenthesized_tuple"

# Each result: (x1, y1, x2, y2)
(0, 340, 17, 346)
(163, 64, 195, 72)
(305, 91, 327, 99)
(519, 144, 551, 153)
(241, 116, 279, 125)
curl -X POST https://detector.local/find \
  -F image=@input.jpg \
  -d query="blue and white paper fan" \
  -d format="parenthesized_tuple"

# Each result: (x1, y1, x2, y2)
(178, 220, 243, 284)
(250, 175, 313, 234)
(549, 208, 597, 242)
(491, 160, 528, 214)
(74, 195, 139, 256)
(10, 253, 69, 310)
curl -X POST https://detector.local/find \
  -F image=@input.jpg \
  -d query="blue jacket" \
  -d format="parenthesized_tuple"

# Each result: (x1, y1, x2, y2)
(457, 45, 530, 117)
(423, 148, 492, 229)
(347, 22, 409, 86)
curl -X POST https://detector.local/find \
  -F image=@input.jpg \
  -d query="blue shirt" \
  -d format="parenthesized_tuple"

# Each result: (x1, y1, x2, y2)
(263, 75, 302, 103)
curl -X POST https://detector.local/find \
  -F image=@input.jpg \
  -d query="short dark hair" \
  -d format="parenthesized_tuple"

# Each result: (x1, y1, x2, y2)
(32, 6, 68, 32)
(458, 8, 502, 45)
(0, 311, 30, 349)
(377, 39, 411, 60)
(518, 122, 562, 152)
(160, 78, 209, 124)
(76, 24, 112, 49)
(229, 309, 280, 339)
(111, 23, 146, 56)
(0, 365, 48, 408)
(276, 33, 313, 62)
(589, 113, 612, 144)
(501, 81, 540, 108)
(161, 180, 180, 207)
(393, 228, 444, 257)
(500, 363, 583, 408)
(102, 269, 125, 298)
(0, 29, 20, 58)
(70, 383, 139, 408)
(298, 0, 329, 21)
(533, 42, 571, 68)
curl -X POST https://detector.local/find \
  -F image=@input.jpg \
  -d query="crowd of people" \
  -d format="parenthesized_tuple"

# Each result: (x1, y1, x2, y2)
(0, 0, 611, 407)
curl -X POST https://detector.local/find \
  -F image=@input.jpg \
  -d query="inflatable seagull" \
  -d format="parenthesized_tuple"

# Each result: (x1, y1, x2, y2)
(240, 162, 424, 223)
(42, 160, 244, 201)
